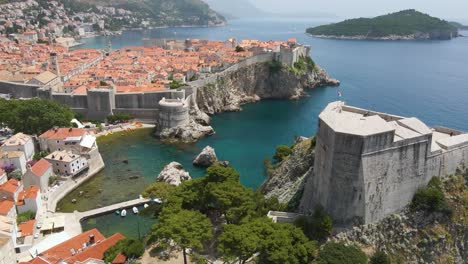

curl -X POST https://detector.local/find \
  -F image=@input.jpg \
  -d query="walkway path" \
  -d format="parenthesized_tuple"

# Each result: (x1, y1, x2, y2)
(76, 197, 151, 221)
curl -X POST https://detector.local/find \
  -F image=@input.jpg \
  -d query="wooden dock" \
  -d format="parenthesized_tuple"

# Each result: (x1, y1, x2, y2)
(76, 197, 151, 221)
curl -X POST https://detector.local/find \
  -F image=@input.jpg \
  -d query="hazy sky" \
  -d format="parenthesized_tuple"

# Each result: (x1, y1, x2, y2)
(251, 0, 468, 21)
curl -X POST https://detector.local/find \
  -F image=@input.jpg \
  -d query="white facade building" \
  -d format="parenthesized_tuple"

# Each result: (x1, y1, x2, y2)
(1, 133, 35, 161)
(45, 150, 88, 177)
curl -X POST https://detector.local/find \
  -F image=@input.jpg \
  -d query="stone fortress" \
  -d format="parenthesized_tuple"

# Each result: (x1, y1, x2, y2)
(300, 101, 468, 227)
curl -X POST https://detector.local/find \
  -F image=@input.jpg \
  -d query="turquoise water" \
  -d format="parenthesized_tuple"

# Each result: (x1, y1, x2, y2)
(68, 17, 468, 238)
(81, 205, 155, 239)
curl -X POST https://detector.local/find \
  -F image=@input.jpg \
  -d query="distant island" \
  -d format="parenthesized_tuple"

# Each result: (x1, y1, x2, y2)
(450, 21, 468, 30)
(306, 10, 459, 40)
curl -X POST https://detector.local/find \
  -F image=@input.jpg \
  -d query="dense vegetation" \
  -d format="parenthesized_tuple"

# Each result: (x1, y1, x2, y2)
(106, 113, 134, 124)
(307, 10, 458, 39)
(69, 0, 225, 27)
(449, 22, 468, 30)
(317, 242, 368, 264)
(411, 177, 453, 216)
(103, 238, 145, 263)
(142, 164, 340, 263)
(0, 98, 74, 135)
(17, 211, 35, 224)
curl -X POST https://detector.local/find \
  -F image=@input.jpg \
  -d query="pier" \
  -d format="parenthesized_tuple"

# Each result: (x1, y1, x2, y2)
(76, 197, 151, 221)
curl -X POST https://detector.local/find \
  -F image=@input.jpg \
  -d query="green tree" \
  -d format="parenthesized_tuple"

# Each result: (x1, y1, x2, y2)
(317, 242, 368, 264)
(294, 206, 333, 242)
(0, 98, 74, 135)
(142, 182, 175, 201)
(218, 223, 262, 264)
(258, 223, 317, 264)
(104, 239, 145, 263)
(411, 177, 452, 216)
(153, 209, 213, 264)
(370, 250, 390, 264)
(206, 180, 256, 224)
(274, 145, 292, 162)
(206, 164, 240, 182)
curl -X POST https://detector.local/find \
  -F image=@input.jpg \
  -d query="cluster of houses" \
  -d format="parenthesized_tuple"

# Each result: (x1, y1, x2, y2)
(0, 0, 135, 45)
(0, 127, 105, 263)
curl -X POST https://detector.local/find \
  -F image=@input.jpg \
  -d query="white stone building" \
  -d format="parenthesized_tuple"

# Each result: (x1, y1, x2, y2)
(1, 133, 35, 161)
(0, 150, 27, 174)
(45, 150, 88, 177)
(16, 186, 41, 214)
(22, 159, 53, 192)
(0, 237, 17, 264)
(39, 128, 96, 154)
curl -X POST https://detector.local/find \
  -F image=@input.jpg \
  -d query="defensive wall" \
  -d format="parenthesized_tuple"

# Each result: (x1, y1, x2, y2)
(0, 80, 43, 98)
(300, 101, 468, 227)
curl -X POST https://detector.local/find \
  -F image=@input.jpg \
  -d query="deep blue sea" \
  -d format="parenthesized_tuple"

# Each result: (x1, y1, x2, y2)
(67, 17, 468, 237)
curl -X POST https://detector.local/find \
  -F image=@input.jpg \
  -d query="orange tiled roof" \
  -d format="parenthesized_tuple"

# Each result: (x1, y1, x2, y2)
(18, 219, 35, 237)
(0, 179, 21, 194)
(0, 200, 14, 215)
(27, 229, 125, 263)
(17, 186, 40, 206)
(30, 159, 51, 177)
(39, 128, 86, 140)
(112, 252, 126, 264)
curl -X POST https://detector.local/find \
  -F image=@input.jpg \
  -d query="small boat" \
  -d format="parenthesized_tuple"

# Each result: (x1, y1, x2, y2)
(132, 207, 139, 214)
(120, 209, 127, 217)
(153, 198, 162, 204)
(115, 210, 120, 215)
(144, 203, 149, 208)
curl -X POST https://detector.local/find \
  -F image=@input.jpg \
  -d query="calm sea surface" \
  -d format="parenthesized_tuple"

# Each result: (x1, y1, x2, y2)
(61, 18, 468, 237)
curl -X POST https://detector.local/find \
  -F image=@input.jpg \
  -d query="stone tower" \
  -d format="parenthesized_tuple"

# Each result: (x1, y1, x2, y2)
(50, 52, 60, 77)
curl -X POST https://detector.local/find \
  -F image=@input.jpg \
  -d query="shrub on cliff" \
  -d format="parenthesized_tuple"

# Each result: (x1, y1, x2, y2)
(317, 242, 368, 264)
(370, 250, 390, 264)
(411, 177, 452, 216)
(107, 113, 134, 124)
(294, 206, 333, 242)
(274, 145, 292, 162)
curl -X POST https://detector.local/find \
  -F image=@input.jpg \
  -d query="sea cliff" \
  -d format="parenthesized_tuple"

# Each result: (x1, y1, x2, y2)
(194, 59, 339, 115)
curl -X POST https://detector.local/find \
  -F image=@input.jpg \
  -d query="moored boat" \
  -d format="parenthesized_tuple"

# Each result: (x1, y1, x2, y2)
(120, 209, 127, 217)
(132, 207, 139, 214)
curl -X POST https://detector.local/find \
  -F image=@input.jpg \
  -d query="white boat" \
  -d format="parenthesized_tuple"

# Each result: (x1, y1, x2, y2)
(132, 207, 139, 214)
(153, 198, 162, 204)
(120, 209, 127, 217)
(144, 203, 149, 208)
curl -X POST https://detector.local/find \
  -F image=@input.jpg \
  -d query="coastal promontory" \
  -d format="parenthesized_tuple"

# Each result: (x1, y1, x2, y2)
(307, 9, 459, 40)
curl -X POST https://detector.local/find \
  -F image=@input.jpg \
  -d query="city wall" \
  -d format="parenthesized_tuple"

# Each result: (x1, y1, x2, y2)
(0, 80, 42, 98)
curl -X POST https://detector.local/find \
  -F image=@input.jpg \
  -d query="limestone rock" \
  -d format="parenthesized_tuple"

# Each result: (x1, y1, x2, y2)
(156, 120, 215, 143)
(261, 136, 315, 205)
(195, 61, 339, 115)
(156, 162, 191, 186)
(193, 146, 218, 167)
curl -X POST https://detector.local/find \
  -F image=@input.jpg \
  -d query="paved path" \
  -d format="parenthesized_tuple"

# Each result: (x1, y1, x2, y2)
(76, 197, 151, 221)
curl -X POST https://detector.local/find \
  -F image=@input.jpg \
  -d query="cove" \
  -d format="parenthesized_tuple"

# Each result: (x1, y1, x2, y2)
(57, 86, 335, 213)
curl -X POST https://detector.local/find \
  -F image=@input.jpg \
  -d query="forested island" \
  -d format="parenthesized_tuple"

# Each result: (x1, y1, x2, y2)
(307, 10, 459, 40)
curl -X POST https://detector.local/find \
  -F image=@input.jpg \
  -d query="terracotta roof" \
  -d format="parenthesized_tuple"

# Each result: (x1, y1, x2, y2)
(30, 229, 111, 263)
(0, 200, 14, 215)
(0, 179, 21, 194)
(30, 159, 51, 177)
(18, 219, 35, 237)
(112, 252, 126, 264)
(70, 233, 125, 263)
(17, 186, 40, 205)
(39, 128, 86, 140)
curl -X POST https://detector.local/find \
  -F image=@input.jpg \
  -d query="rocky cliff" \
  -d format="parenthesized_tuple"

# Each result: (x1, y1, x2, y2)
(333, 173, 468, 263)
(261, 137, 315, 207)
(196, 62, 339, 115)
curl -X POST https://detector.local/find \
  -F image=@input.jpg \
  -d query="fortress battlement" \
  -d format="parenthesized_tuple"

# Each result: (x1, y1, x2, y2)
(300, 101, 468, 227)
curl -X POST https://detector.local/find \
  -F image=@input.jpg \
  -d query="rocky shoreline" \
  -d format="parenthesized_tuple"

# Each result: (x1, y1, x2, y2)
(195, 62, 339, 115)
